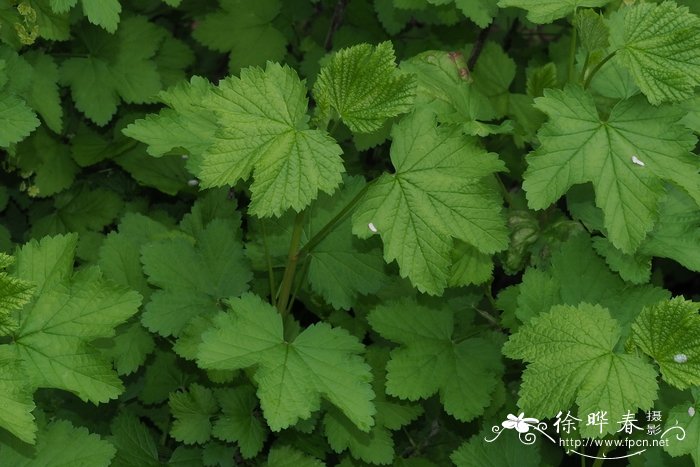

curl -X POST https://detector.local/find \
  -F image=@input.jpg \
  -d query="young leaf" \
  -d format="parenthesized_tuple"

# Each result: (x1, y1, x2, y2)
(503, 303, 658, 436)
(630, 297, 700, 389)
(353, 110, 508, 294)
(198, 63, 344, 217)
(197, 293, 375, 432)
(193, 0, 287, 74)
(615, 1, 700, 105)
(497, 0, 611, 24)
(523, 85, 699, 253)
(368, 299, 503, 422)
(313, 42, 416, 133)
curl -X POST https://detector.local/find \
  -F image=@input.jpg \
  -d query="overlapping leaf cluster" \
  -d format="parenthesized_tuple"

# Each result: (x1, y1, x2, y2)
(0, 0, 698, 466)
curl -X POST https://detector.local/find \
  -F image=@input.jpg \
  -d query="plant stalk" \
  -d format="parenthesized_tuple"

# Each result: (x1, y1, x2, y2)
(276, 211, 305, 314)
(583, 51, 616, 89)
(568, 24, 577, 83)
(298, 180, 374, 257)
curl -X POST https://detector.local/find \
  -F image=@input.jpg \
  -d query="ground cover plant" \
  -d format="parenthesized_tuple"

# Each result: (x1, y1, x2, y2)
(0, 0, 698, 465)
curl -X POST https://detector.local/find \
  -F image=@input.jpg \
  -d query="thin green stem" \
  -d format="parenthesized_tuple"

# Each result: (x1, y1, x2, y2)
(579, 52, 590, 84)
(276, 211, 305, 315)
(568, 24, 577, 83)
(298, 179, 374, 257)
(286, 256, 310, 315)
(261, 220, 277, 307)
(581, 454, 586, 467)
(495, 174, 513, 207)
(583, 50, 616, 89)
(591, 445, 607, 467)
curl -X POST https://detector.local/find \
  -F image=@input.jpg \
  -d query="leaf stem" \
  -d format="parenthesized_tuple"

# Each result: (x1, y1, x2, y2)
(298, 179, 374, 257)
(286, 256, 310, 315)
(568, 24, 577, 83)
(277, 211, 305, 314)
(579, 52, 590, 83)
(583, 50, 616, 89)
(261, 220, 277, 307)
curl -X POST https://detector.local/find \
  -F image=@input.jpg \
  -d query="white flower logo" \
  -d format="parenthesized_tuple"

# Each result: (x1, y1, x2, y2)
(502, 413, 540, 433)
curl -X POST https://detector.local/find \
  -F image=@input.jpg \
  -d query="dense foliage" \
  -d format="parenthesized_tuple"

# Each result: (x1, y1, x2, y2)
(0, 0, 698, 465)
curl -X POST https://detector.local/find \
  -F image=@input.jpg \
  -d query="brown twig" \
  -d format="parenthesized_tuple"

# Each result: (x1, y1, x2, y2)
(324, 0, 349, 50)
(467, 23, 493, 70)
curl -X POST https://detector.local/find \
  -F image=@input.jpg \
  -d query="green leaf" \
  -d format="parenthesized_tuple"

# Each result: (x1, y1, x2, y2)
(141, 217, 252, 342)
(592, 236, 651, 284)
(248, 176, 387, 310)
(503, 303, 658, 436)
(123, 76, 218, 157)
(0, 419, 116, 466)
(0, 253, 34, 335)
(497, 0, 611, 24)
(574, 8, 609, 53)
(212, 385, 267, 458)
(30, 186, 123, 238)
(199, 62, 344, 217)
(60, 17, 163, 125)
(615, 1, 700, 105)
(453, 0, 499, 28)
(313, 42, 416, 133)
(0, 93, 39, 148)
(24, 51, 63, 133)
(102, 322, 156, 376)
(98, 213, 171, 299)
(193, 0, 287, 74)
(197, 293, 375, 432)
(323, 347, 422, 464)
(12, 234, 142, 404)
(110, 412, 160, 467)
(0, 346, 36, 443)
(368, 299, 503, 422)
(523, 85, 699, 253)
(631, 297, 700, 389)
(14, 127, 78, 197)
(664, 400, 700, 463)
(51, 0, 121, 32)
(265, 446, 324, 467)
(451, 429, 541, 467)
(401, 50, 497, 127)
(170, 384, 219, 445)
(353, 110, 508, 294)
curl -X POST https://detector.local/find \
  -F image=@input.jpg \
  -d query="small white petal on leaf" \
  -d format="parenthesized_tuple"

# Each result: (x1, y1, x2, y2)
(689, 406, 696, 417)
(631, 155, 646, 167)
(368, 222, 378, 233)
(673, 353, 688, 363)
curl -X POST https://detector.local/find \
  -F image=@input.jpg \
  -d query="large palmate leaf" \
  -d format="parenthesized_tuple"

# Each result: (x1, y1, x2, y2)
(353, 110, 508, 294)
(523, 85, 699, 253)
(197, 294, 375, 432)
(368, 299, 503, 422)
(198, 63, 344, 217)
(503, 303, 658, 437)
